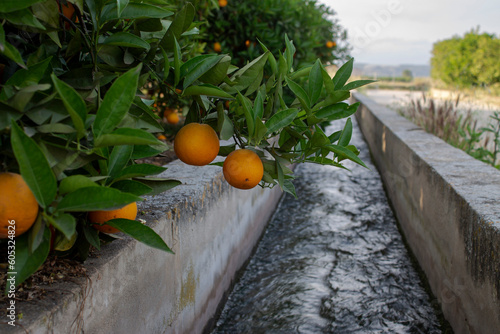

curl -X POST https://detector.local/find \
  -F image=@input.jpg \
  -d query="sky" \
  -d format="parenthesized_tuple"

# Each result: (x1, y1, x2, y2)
(318, 0, 500, 66)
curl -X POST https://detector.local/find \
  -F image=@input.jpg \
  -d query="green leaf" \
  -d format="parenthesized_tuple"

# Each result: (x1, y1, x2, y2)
(285, 77, 311, 110)
(59, 175, 99, 195)
(284, 34, 296, 72)
(282, 179, 297, 198)
(254, 90, 264, 121)
(133, 177, 181, 196)
(58, 186, 141, 212)
(342, 79, 376, 91)
(108, 145, 134, 178)
(105, 219, 173, 253)
(320, 64, 336, 95)
(115, 164, 167, 180)
(101, 32, 151, 50)
(326, 144, 367, 168)
(265, 108, 299, 135)
(182, 84, 233, 99)
(316, 102, 359, 121)
(82, 222, 100, 250)
(253, 117, 268, 144)
(0, 24, 5, 52)
(237, 92, 255, 137)
(217, 104, 234, 140)
(51, 74, 87, 139)
(0, 41, 25, 68)
(306, 156, 347, 169)
(28, 215, 44, 253)
(257, 39, 277, 74)
(49, 212, 76, 240)
(101, 2, 173, 21)
(94, 64, 142, 138)
(7, 229, 50, 291)
(182, 55, 226, 89)
(332, 58, 353, 90)
(94, 128, 161, 147)
(1, 8, 45, 30)
(199, 55, 231, 86)
(131, 145, 164, 160)
(173, 36, 181, 87)
(159, 2, 195, 50)
(111, 179, 153, 196)
(36, 123, 75, 134)
(0, 0, 47, 13)
(222, 52, 269, 94)
(218, 144, 236, 156)
(10, 121, 57, 208)
(309, 60, 323, 105)
(4, 57, 51, 88)
(338, 118, 353, 147)
(116, 0, 129, 17)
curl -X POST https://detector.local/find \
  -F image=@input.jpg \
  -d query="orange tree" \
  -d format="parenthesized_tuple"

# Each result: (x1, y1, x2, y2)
(0, 0, 372, 288)
(202, 0, 349, 68)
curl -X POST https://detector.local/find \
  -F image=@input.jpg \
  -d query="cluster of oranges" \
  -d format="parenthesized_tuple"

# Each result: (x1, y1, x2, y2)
(174, 123, 264, 190)
(326, 41, 336, 48)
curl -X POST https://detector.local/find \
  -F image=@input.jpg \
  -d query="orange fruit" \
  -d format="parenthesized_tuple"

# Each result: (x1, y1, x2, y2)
(166, 112, 180, 125)
(0, 172, 39, 238)
(326, 41, 336, 48)
(223, 149, 263, 189)
(157, 134, 167, 140)
(213, 42, 222, 53)
(89, 202, 137, 234)
(174, 123, 220, 166)
(219, 0, 228, 7)
(245, 40, 250, 48)
(58, 1, 75, 29)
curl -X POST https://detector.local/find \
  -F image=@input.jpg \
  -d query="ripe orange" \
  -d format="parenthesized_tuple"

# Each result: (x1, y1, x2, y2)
(326, 41, 336, 48)
(166, 112, 180, 125)
(0, 172, 39, 238)
(223, 149, 263, 189)
(58, 1, 75, 29)
(89, 202, 137, 234)
(245, 40, 250, 48)
(219, 0, 228, 7)
(213, 42, 222, 53)
(174, 123, 220, 166)
(157, 134, 167, 140)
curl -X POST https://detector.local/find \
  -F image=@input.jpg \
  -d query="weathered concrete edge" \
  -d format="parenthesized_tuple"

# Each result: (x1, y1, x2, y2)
(352, 92, 500, 334)
(5, 159, 282, 334)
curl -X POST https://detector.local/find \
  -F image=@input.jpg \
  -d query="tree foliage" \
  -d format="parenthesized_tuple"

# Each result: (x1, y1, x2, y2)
(431, 28, 500, 88)
(202, 0, 349, 68)
(0, 0, 367, 289)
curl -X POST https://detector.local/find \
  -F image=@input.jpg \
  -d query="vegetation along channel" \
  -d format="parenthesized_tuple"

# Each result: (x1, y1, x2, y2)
(211, 118, 450, 334)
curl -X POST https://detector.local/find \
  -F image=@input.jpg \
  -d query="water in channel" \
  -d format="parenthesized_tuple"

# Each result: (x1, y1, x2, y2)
(212, 118, 445, 333)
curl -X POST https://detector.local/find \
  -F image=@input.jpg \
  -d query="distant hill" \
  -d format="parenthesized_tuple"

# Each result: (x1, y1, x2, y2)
(353, 63, 431, 78)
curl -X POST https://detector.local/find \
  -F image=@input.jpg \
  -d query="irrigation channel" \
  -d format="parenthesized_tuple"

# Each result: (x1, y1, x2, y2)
(210, 118, 447, 333)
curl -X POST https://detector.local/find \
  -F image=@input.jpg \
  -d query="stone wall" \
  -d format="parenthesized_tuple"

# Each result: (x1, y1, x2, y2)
(353, 92, 500, 334)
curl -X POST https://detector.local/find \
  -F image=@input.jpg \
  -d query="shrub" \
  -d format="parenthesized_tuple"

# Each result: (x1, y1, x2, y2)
(431, 28, 500, 89)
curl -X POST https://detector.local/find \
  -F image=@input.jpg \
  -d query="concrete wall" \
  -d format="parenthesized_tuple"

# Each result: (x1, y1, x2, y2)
(4, 159, 282, 334)
(353, 93, 500, 334)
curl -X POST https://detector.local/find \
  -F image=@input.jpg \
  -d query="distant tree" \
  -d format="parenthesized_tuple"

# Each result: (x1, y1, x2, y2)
(431, 28, 500, 88)
(402, 69, 413, 82)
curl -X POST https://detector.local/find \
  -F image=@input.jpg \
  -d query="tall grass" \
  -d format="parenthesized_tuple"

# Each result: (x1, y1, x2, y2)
(397, 94, 500, 169)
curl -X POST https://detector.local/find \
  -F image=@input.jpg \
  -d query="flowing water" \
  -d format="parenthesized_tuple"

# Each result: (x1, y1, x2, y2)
(211, 118, 446, 334)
